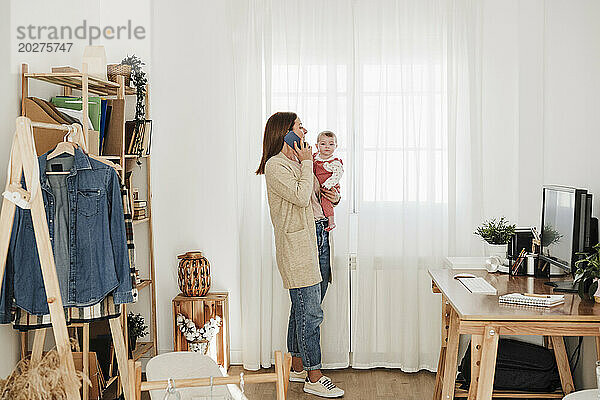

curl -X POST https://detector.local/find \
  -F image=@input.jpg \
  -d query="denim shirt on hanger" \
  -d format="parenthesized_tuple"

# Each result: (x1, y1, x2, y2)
(0, 148, 133, 322)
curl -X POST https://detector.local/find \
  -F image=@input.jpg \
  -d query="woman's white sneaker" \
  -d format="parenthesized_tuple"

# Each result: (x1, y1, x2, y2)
(289, 369, 307, 382)
(303, 376, 344, 398)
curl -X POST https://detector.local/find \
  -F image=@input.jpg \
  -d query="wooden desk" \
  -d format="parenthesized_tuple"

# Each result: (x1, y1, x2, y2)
(429, 269, 600, 400)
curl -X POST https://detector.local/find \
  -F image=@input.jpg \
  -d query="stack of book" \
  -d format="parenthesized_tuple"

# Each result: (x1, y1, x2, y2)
(133, 200, 147, 220)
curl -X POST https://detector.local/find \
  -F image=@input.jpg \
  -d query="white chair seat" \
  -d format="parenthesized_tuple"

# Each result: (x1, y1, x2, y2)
(146, 352, 247, 400)
(563, 389, 599, 399)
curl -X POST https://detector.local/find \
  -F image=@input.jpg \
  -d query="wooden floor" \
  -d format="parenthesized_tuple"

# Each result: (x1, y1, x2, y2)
(102, 367, 435, 399)
(229, 366, 436, 400)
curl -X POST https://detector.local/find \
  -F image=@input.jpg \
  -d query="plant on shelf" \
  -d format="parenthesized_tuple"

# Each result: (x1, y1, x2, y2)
(127, 312, 148, 352)
(574, 244, 600, 301)
(120, 54, 148, 158)
(474, 217, 516, 245)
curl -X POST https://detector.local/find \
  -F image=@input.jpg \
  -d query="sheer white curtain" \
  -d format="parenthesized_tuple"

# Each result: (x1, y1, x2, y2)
(351, 0, 482, 370)
(230, 0, 483, 371)
(230, 0, 352, 369)
(229, 0, 277, 370)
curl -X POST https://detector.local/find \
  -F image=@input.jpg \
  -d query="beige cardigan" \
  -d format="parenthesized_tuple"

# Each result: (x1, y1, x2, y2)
(265, 153, 321, 289)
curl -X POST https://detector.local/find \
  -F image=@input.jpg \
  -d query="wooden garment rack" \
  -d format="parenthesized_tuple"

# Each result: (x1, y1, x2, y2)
(0, 117, 132, 400)
(132, 351, 292, 400)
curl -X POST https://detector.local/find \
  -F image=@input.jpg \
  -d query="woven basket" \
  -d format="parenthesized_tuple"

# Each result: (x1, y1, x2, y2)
(107, 64, 131, 86)
(177, 251, 211, 297)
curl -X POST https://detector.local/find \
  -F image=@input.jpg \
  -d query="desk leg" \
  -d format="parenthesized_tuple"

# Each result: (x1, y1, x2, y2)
(433, 297, 451, 400)
(434, 348, 447, 400)
(551, 336, 575, 395)
(595, 334, 600, 361)
(475, 325, 499, 400)
(441, 307, 460, 400)
(467, 334, 483, 400)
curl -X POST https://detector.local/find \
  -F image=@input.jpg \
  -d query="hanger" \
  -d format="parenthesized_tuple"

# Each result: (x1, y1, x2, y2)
(46, 125, 76, 175)
(47, 123, 123, 173)
(47, 125, 75, 160)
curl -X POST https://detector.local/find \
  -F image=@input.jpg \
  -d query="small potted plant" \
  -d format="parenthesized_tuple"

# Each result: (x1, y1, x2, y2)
(474, 217, 516, 260)
(120, 54, 148, 158)
(574, 244, 600, 301)
(127, 312, 148, 353)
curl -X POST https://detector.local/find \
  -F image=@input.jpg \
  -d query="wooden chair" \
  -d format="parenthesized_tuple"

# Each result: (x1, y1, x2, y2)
(131, 351, 291, 400)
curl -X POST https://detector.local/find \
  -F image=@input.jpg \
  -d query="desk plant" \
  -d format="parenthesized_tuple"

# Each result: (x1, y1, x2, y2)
(574, 244, 600, 301)
(475, 217, 516, 244)
(475, 217, 516, 260)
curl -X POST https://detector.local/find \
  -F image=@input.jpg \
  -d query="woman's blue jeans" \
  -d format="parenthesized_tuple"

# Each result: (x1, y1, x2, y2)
(287, 219, 331, 370)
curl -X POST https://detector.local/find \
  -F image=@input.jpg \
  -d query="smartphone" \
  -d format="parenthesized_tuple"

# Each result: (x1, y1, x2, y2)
(284, 130, 303, 149)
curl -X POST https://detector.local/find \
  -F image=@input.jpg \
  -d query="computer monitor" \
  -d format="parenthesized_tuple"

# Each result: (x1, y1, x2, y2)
(540, 186, 591, 275)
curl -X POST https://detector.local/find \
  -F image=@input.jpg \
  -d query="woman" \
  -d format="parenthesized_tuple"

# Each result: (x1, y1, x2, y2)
(256, 112, 344, 398)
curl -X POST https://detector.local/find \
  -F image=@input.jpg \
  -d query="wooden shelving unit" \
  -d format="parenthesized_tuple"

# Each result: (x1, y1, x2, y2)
(24, 72, 136, 96)
(20, 63, 158, 396)
(136, 279, 152, 290)
(132, 341, 154, 361)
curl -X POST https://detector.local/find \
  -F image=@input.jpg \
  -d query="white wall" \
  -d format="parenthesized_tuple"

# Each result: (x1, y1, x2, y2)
(483, 0, 600, 389)
(0, 1, 155, 375)
(541, 0, 600, 388)
(150, 0, 241, 360)
(0, 1, 243, 376)
(0, 1, 22, 377)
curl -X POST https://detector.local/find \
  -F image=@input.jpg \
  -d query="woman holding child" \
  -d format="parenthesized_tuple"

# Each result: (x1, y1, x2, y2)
(256, 112, 344, 398)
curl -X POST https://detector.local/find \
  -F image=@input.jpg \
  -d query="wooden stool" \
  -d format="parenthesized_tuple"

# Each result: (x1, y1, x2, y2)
(564, 389, 599, 399)
(172, 292, 230, 370)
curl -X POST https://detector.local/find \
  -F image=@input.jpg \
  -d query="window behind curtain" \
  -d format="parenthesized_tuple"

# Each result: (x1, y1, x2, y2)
(270, 61, 448, 205)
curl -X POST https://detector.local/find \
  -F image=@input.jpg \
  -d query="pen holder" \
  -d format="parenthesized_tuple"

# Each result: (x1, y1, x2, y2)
(526, 253, 537, 276)
(509, 251, 527, 276)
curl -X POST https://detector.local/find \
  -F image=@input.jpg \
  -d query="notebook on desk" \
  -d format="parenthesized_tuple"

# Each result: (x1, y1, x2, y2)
(499, 293, 565, 307)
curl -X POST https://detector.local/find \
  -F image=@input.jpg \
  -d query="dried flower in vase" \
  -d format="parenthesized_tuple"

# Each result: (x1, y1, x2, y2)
(176, 313, 222, 353)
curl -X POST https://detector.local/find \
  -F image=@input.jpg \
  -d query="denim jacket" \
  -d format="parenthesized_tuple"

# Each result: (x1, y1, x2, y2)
(0, 148, 133, 323)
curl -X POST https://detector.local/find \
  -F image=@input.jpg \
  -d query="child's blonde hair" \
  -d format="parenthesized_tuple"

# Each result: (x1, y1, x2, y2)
(316, 130, 337, 145)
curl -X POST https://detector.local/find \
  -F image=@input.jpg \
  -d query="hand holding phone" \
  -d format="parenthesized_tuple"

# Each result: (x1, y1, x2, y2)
(293, 140, 312, 162)
(284, 130, 312, 161)
(284, 130, 302, 149)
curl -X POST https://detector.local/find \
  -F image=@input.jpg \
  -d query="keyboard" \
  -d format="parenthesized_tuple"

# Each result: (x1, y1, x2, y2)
(456, 277, 497, 295)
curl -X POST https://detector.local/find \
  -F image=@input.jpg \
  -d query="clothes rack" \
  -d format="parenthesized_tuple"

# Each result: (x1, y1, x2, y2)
(22, 62, 159, 378)
(0, 117, 133, 400)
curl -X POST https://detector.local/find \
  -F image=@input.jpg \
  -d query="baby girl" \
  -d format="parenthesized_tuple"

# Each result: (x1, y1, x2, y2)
(313, 130, 343, 231)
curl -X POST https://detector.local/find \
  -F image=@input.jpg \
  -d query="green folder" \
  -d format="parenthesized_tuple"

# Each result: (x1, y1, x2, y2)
(51, 96, 102, 131)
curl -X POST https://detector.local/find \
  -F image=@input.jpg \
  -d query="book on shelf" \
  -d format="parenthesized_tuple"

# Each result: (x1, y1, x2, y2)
(125, 120, 153, 156)
(134, 200, 147, 208)
(499, 293, 565, 307)
(51, 95, 102, 131)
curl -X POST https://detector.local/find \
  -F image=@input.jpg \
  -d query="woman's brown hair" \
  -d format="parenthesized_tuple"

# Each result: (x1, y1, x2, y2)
(256, 112, 297, 175)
